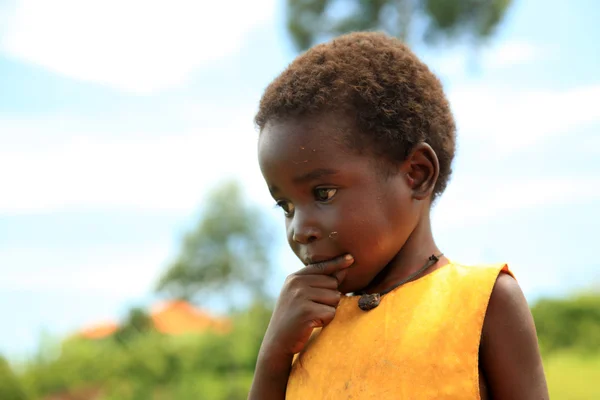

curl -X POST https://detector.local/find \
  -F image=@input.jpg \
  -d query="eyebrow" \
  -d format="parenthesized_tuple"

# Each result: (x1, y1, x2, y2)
(269, 168, 339, 195)
(293, 168, 339, 184)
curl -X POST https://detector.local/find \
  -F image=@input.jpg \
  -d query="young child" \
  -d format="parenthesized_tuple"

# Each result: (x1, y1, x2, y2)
(249, 32, 548, 399)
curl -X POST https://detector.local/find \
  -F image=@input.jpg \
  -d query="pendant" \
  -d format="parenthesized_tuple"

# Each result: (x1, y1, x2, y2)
(358, 293, 381, 311)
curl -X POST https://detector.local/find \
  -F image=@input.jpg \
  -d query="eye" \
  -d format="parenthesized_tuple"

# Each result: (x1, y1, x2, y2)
(275, 200, 294, 217)
(314, 188, 337, 202)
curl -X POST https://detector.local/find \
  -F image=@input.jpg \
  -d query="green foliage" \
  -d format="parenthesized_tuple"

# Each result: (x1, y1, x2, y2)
(286, 0, 513, 50)
(421, 0, 513, 42)
(532, 293, 600, 355)
(13, 302, 272, 400)
(0, 355, 29, 400)
(533, 293, 600, 398)
(156, 180, 274, 304)
(114, 307, 155, 344)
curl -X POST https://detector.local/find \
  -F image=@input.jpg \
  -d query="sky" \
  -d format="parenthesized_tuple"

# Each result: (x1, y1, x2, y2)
(1, 0, 599, 358)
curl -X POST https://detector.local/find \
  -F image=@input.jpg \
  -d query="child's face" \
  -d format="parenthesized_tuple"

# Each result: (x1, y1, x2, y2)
(258, 113, 421, 293)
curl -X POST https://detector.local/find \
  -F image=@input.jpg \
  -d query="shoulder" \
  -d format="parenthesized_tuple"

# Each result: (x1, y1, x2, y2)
(480, 272, 549, 399)
(483, 271, 536, 340)
(486, 272, 521, 314)
(482, 272, 534, 350)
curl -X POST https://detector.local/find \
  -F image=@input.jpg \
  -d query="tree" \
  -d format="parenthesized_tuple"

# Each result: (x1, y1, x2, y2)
(0, 356, 29, 400)
(114, 307, 155, 344)
(155, 180, 273, 305)
(287, 0, 513, 51)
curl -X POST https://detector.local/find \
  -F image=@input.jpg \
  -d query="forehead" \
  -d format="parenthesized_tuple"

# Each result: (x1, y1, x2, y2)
(258, 114, 358, 177)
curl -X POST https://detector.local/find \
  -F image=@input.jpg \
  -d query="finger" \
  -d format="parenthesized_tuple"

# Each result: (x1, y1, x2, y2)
(307, 304, 337, 329)
(306, 288, 342, 307)
(301, 274, 339, 290)
(297, 254, 354, 276)
(332, 268, 349, 286)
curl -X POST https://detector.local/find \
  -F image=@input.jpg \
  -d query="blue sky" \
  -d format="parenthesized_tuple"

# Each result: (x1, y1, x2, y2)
(1, 0, 599, 358)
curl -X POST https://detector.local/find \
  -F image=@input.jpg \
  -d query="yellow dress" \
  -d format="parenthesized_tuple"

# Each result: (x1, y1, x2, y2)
(286, 262, 512, 399)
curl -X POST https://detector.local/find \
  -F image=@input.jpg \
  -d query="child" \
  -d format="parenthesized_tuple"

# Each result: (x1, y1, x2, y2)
(249, 32, 548, 399)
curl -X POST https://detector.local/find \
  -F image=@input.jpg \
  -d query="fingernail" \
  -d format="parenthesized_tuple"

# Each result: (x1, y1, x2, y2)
(344, 254, 354, 261)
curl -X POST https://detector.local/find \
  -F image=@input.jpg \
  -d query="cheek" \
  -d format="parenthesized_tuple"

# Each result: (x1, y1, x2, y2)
(350, 227, 396, 267)
(339, 200, 410, 268)
(337, 209, 392, 256)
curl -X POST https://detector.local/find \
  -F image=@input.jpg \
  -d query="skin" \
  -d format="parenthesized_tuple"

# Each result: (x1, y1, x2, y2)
(248, 113, 548, 399)
(479, 274, 549, 399)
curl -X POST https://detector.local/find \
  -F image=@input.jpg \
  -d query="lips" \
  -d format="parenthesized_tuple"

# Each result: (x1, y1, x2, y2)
(304, 254, 339, 265)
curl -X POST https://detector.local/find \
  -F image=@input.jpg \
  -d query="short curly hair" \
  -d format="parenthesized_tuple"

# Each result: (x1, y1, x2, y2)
(255, 31, 456, 198)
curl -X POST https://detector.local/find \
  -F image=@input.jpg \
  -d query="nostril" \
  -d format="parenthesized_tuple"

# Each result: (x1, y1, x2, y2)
(293, 231, 319, 244)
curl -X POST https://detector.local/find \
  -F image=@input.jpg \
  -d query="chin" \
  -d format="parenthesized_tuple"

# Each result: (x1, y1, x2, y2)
(338, 277, 368, 295)
(339, 263, 387, 294)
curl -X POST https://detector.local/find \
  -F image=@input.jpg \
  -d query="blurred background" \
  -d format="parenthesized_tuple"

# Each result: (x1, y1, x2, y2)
(0, 0, 598, 398)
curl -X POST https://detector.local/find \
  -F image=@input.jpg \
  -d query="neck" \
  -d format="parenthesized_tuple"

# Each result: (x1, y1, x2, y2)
(361, 210, 444, 294)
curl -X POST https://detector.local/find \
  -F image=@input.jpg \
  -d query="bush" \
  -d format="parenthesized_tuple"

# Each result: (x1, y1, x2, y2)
(532, 293, 600, 355)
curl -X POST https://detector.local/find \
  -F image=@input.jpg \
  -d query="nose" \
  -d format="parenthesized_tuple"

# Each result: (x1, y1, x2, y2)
(290, 209, 322, 244)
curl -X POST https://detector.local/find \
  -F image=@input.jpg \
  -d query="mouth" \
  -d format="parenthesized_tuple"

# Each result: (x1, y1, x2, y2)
(304, 254, 340, 265)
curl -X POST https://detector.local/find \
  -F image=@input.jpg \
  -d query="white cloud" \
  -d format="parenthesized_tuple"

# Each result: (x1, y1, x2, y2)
(433, 176, 600, 227)
(1, 0, 276, 93)
(450, 83, 600, 152)
(0, 105, 274, 215)
(0, 245, 171, 296)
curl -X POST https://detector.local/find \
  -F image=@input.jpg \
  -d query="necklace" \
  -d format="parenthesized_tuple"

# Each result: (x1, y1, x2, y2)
(357, 253, 443, 311)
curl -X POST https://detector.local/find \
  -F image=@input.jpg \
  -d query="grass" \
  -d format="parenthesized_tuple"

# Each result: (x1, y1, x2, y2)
(544, 351, 600, 399)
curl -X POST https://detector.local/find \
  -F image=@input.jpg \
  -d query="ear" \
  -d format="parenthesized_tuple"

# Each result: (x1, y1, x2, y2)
(404, 143, 440, 200)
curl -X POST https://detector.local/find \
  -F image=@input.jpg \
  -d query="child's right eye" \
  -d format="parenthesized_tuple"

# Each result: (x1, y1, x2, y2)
(275, 200, 294, 217)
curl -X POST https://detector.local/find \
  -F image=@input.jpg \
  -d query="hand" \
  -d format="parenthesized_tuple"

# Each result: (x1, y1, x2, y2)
(261, 254, 354, 358)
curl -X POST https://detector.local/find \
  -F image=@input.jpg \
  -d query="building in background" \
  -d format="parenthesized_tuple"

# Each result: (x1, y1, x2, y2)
(78, 300, 230, 339)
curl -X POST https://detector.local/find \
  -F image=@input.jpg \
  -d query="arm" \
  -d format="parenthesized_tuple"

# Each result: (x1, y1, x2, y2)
(248, 347, 292, 400)
(480, 273, 549, 399)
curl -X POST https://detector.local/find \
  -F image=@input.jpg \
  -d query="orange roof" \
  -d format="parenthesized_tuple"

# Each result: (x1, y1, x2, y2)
(152, 300, 210, 334)
(79, 321, 118, 339)
(77, 300, 230, 339)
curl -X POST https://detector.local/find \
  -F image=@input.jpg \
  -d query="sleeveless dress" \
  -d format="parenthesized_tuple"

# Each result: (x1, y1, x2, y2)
(286, 262, 513, 399)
